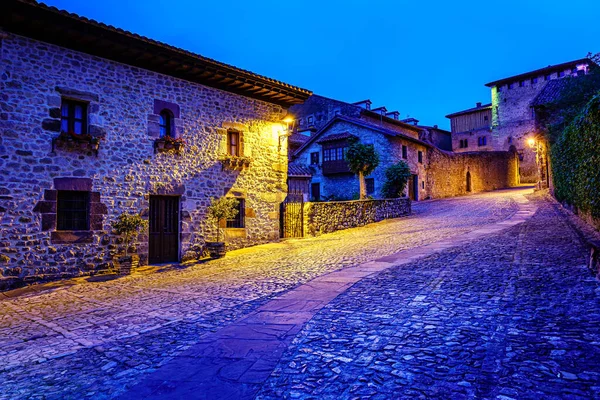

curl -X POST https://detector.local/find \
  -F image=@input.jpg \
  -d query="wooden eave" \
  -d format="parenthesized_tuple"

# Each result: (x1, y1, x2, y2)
(2, 0, 312, 108)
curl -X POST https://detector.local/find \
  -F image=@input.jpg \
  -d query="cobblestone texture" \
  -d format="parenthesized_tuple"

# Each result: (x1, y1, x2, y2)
(0, 189, 521, 399)
(258, 197, 600, 399)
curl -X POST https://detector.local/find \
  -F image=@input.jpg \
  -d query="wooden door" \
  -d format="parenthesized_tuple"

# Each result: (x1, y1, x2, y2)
(409, 175, 419, 201)
(149, 196, 179, 264)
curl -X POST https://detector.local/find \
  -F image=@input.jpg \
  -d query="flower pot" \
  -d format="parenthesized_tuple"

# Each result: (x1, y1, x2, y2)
(156, 141, 165, 150)
(205, 242, 226, 259)
(114, 254, 140, 275)
(91, 142, 100, 151)
(165, 142, 174, 150)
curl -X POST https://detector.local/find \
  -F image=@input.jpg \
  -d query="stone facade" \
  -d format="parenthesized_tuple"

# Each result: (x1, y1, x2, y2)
(0, 33, 301, 289)
(303, 198, 411, 236)
(487, 59, 592, 183)
(294, 117, 430, 201)
(446, 103, 493, 153)
(426, 148, 520, 199)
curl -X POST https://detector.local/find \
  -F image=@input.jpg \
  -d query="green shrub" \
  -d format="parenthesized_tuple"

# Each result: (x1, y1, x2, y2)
(551, 92, 600, 218)
(381, 160, 412, 198)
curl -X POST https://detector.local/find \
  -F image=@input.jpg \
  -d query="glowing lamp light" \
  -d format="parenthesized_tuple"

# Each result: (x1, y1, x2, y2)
(527, 138, 536, 148)
(283, 116, 294, 124)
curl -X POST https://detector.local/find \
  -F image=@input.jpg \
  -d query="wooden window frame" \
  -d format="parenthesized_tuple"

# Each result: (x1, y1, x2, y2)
(159, 109, 173, 138)
(56, 190, 90, 231)
(60, 98, 88, 135)
(310, 152, 319, 165)
(226, 198, 245, 228)
(227, 130, 241, 157)
(418, 151, 423, 163)
(402, 145, 408, 159)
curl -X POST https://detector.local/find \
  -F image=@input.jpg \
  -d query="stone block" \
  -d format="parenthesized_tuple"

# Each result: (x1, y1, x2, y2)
(54, 177, 92, 191)
(33, 200, 56, 213)
(41, 213, 56, 231)
(42, 118, 61, 132)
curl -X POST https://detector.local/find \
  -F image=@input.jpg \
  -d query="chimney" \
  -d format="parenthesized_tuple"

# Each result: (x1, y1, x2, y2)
(353, 99, 372, 110)
(385, 111, 400, 120)
(476, 102, 482, 108)
(371, 106, 388, 116)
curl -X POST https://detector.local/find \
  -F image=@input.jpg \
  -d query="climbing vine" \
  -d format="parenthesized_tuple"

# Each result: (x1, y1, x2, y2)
(551, 92, 600, 219)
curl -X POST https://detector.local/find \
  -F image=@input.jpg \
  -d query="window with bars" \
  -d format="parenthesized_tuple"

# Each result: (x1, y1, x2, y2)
(226, 198, 245, 228)
(60, 99, 87, 135)
(227, 130, 241, 156)
(57, 191, 90, 231)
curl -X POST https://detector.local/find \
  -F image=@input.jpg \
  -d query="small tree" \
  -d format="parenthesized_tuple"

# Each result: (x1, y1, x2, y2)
(381, 160, 412, 198)
(345, 137, 380, 199)
(112, 213, 148, 255)
(207, 197, 239, 242)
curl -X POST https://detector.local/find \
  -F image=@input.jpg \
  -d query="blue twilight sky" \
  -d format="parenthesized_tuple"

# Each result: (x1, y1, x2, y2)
(44, 0, 600, 129)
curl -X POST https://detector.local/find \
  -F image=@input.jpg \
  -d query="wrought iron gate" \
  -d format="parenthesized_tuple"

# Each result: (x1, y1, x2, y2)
(280, 191, 304, 238)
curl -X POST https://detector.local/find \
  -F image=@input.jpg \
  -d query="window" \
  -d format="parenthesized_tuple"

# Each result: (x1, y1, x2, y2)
(57, 191, 90, 231)
(497, 85, 503, 93)
(418, 151, 423, 163)
(61, 99, 87, 135)
(519, 80, 525, 87)
(402, 145, 408, 159)
(545, 74, 552, 81)
(508, 136, 513, 144)
(323, 146, 346, 162)
(478, 136, 487, 146)
(422, 181, 425, 189)
(484, 115, 489, 122)
(311, 182, 321, 201)
(226, 198, 245, 228)
(310, 152, 319, 165)
(558, 71, 565, 77)
(227, 130, 240, 156)
(508, 82, 515, 89)
(366, 178, 375, 195)
(307, 116, 314, 124)
(464, 139, 468, 148)
(159, 109, 173, 138)
(531, 77, 538, 84)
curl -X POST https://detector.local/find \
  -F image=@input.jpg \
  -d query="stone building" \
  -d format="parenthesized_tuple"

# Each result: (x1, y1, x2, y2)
(445, 102, 492, 153)
(293, 113, 432, 202)
(447, 58, 595, 182)
(0, 1, 311, 289)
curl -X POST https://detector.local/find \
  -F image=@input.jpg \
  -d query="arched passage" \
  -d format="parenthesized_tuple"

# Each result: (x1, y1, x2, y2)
(466, 171, 472, 192)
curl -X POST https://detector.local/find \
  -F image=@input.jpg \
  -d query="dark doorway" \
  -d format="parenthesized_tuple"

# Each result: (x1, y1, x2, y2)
(409, 174, 419, 201)
(311, 182, 321, 201)
(149, 196, 180, 264)
(466, 171, 472, 192)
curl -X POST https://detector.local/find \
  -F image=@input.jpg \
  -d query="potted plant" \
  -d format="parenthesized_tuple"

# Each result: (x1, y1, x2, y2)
(111, 212, 148, 275)
(205, 197, 239, 259)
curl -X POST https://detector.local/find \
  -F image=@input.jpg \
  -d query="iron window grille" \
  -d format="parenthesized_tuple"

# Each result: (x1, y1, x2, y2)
(57, 191, 90, 231)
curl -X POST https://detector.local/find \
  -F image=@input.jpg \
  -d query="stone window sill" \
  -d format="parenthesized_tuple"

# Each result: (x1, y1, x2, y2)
(51, 230, 94, 244)
(225, 228, 246, 238)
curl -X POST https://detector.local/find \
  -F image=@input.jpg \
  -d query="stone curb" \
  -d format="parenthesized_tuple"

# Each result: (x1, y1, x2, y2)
(118, 193, 538, 400)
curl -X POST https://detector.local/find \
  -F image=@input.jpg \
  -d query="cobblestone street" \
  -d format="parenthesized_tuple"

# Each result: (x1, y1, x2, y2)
(1, 187, 599, 399)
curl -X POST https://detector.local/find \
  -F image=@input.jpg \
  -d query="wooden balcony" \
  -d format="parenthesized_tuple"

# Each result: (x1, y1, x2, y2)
(322, 160, 351, 175)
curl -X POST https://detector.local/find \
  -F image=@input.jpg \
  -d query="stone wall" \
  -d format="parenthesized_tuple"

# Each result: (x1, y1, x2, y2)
(425, 148, 520, 199)
(303, 198, 411, 236)
(0, 33, 289, 289)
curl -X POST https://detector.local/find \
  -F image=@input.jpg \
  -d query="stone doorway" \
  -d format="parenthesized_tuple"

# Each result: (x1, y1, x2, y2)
(408, 174, 419, 201)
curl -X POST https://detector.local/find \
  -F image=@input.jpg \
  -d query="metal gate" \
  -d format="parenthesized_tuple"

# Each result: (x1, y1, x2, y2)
(280, 191, 304, 238)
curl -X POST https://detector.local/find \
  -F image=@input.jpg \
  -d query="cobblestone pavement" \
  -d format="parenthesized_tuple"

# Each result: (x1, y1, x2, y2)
(0, 189, 522, 399)
(258, 197, 600, 400)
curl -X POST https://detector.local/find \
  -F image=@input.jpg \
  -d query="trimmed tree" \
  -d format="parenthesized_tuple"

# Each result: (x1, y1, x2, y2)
(346, 137, 380, 199)
(207, 197, 239, 243)
(381, 160, 412, 198)
(112, 213, 148, 255)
